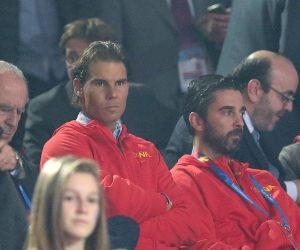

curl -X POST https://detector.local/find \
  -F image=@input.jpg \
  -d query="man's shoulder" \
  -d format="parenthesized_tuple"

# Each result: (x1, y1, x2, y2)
(172, 155, 204, 174)
(124, 129, 157, 147)
(41, 121, 90, 166)
(246, 167, 281, 186)
(52, 120, 83, 136)
(281, 142, 300, 156)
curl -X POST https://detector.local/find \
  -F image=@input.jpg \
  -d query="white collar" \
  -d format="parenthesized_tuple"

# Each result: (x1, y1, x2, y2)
(76, 112, 122, 139)
(243, 111, 255, 134)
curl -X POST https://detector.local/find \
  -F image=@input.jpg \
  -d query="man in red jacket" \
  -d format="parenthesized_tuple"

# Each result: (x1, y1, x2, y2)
(41, 41, 200, 249)
(171, 75, 300, 249)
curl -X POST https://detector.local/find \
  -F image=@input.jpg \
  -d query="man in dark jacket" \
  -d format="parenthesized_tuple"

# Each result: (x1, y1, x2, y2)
(0, 60, 29, 250)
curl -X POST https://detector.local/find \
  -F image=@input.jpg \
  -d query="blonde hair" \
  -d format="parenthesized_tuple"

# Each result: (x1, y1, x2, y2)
(26, 155, 110, 250)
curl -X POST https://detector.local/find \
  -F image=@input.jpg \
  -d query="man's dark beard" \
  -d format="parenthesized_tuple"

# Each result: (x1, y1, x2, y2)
(203, 123, 243, 156)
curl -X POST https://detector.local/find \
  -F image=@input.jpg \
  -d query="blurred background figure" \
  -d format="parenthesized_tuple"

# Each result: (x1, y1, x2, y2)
(100, 0, 232, 146)
(26, 156, 110, 250)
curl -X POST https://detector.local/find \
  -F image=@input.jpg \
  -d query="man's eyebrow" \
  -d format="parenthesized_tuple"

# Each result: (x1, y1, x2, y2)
(116, 78, 128, 83)
(90, 78, 107, 83)
(116, 78, 128, 81)
(0, 103, 12, 108)
(218, 105, 235, 111)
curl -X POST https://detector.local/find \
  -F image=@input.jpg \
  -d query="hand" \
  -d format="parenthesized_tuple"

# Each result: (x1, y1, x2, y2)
(0, 139, 17, 171)
(194, 10, 231, 43)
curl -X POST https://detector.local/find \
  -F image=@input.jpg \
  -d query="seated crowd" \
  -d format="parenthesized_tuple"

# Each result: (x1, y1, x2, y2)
(1, 9, 300, 250)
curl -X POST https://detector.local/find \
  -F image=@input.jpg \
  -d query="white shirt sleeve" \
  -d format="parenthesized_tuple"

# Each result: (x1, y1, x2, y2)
(285, 181, 298, 201)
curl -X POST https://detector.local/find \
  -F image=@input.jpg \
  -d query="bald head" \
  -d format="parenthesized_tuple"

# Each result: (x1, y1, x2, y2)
(233, 50, 298, 92)
(247, 50, 285, 60)
(233, 50, 299, 131)
(248, 50, 298, 79)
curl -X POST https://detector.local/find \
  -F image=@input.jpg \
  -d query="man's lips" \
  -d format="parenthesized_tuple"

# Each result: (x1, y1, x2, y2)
(105, 105, 119, 111)
(0, 129, 13, 140)
(228, 129, 243, 141)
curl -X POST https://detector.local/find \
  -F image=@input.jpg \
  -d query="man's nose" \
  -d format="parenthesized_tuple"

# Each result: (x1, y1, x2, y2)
(234, 113, 244, 128)
(107, 85, 117, 98)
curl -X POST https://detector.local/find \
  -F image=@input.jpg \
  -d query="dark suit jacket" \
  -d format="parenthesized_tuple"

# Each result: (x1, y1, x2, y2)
(23, 81, 80, 166)
(0, 172, 27, 250)
(234, 125, 285, 182)
(100, 0, 230, 111)
(164, 116, 193, 168)
(216, 0, 300, 154)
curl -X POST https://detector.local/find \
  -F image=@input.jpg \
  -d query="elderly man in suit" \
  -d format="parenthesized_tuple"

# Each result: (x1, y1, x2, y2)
(165, 50, 300, 202)
(0, 61, 30, 250)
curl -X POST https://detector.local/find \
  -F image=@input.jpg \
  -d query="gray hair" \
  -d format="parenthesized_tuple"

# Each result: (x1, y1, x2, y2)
(0, 60, 27, 83)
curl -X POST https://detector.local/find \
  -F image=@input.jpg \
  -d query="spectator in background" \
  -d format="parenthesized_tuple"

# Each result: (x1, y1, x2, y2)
(26, 156, 110, 250)
(41, 41, 200, 249)
(100, 0, 231, 147)
(0, 61, 31, 250)
(171, 75, 300, 249)
(23, 18, 114, 168)
(217, 0, 300, 165)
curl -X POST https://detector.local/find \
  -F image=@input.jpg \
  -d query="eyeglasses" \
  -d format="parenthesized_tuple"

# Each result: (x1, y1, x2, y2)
(65, 52, 80, 65)
(268, 85, 295, 104)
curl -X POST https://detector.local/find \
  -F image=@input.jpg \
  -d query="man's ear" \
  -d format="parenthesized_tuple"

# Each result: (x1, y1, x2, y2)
(247, 79, 264, 103)
(189, 112, 204, 133)
(73, 78, 83, 96)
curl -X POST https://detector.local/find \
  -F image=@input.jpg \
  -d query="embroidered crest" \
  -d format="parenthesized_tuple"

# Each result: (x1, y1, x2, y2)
(199, 156, 210, 162)
(135, 151, 152, 159)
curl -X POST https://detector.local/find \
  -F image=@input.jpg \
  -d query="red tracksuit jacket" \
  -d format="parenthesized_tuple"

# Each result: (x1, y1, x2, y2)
(171, 154, 300, 249)
(41, 120, 200, 249)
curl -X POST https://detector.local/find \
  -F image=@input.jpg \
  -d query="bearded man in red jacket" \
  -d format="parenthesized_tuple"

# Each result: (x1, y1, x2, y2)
(171, 75, 300, 249)
(40, 41, 201, 249)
